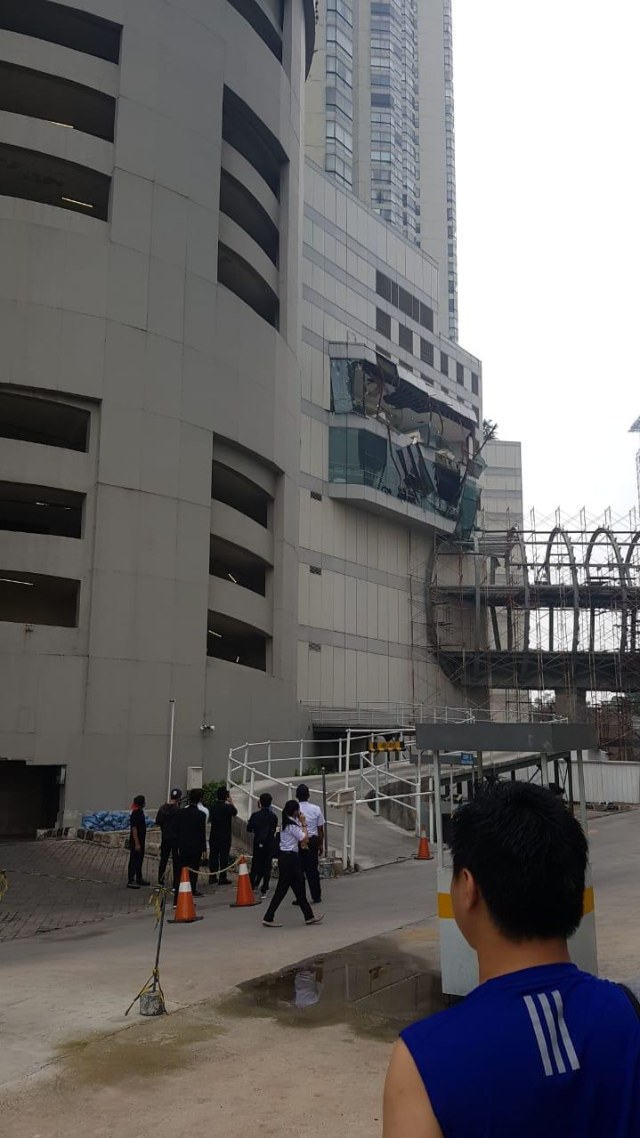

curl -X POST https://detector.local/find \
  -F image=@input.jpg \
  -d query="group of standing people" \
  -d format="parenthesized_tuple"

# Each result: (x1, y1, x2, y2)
(127, 780, 326, 924)
(128, 785, 238, 905)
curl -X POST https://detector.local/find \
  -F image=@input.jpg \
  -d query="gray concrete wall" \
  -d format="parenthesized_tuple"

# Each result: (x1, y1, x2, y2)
(0, 0, 314, 822)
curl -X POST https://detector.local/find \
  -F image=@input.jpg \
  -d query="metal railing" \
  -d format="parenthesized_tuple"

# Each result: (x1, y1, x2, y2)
(227, 729, 436, 870)
(303, 701, 569, 727)
(302, 702, 480, 728)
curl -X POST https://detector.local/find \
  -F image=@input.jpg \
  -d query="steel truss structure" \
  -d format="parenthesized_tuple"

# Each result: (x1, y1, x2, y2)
(429, 518, 640, 696)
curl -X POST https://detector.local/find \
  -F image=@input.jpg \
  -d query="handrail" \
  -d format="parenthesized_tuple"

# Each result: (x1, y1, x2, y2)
(227, 732, 436, 869)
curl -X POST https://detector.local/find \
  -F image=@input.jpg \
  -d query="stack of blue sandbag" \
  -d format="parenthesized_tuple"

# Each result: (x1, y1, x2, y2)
(81, 810, 156, 832)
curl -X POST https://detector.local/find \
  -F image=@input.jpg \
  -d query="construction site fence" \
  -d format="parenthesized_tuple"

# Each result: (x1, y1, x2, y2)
(516, 758, 640, 806)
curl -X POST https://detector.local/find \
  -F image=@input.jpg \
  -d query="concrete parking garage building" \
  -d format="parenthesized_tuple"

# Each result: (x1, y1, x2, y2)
(0, 0, 315, 832)
(0, 1, 518, 833)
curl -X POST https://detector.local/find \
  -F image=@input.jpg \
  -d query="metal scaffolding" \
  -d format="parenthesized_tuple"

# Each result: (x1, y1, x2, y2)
(631, 415, 640, 513)
(429, 510, 640, 724)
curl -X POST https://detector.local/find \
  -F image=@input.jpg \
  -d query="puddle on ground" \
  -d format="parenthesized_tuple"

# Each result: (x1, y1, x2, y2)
(220, 926, 451, 1041)
(55, 926, 449, 1084)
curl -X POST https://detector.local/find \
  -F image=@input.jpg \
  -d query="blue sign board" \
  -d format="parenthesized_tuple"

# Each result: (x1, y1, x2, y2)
(460, 753, 475, 767)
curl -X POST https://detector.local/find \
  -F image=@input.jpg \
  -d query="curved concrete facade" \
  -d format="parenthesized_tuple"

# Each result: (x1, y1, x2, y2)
(0, 0, 314, 823)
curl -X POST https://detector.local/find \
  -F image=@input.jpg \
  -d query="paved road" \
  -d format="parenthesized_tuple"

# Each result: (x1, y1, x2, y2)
(0, 840, 163, 941)
(0, 810, 638, 1090)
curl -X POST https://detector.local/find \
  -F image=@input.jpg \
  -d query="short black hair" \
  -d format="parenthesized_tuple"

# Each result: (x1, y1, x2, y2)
(450, 781, 588, 942)
(296, 783, 310, 801)
(188, 788, 202, 805)
(259, 792, 273, 808)
(216, 786, 229, 802)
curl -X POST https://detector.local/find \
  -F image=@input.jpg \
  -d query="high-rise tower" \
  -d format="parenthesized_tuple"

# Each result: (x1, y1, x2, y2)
(306, 0, 459, 340)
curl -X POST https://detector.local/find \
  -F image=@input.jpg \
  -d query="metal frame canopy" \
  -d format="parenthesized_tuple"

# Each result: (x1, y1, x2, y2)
(416, 721, 597, 754)
(416, 719, 599, 997)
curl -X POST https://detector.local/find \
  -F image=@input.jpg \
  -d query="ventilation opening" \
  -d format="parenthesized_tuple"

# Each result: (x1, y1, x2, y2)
(0, 0, 122, 64)
(222, 87, 287, 197)
(209, 535, 267, 596)
(0, 390, 89, 451)
(207, 611, 269, 671)
(220, 169, 279, 265)
(0, 142, 110, 219)
(212, 461, 271, 527)
(224, 0, 283, 62)
(0, 483, 84, 538)
(0, 571, 80, 627)
(218, 242, 279, 329)
(0, 762, 61, 839)
(0, 61, 116, 141)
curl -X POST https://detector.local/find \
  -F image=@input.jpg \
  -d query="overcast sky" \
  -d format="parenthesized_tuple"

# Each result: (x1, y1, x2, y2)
(452, 0, 639, 523)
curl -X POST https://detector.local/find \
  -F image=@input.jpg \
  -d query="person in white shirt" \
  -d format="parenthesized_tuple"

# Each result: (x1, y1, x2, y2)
(262, 800, 324, 928)
(296, 783, 325, 904)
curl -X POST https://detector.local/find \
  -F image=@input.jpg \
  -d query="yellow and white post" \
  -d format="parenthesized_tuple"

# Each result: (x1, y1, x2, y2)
(435, 749, 598, 998)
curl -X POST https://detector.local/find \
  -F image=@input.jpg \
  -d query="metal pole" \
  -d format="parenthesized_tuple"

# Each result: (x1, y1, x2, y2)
(243, 744, 249, 783)
(345, 729, 351, 788)
(566, 753, 575, 814)
(415, 750, 422, 836)
(166, 699, 176, 798)
(575, 750, 588, 834)
(342, 808, 349, 870)
(267, 741, 272, 779)
(249, 769, 256, 814)
(338, 737, 343, 775)
(359, 749, 363, 799)
(540, 752, 549, 788)
(434, 751, 444, 868)
(152, 890, 167, 988)
(299, 739, 305, 778)
(350, 797, 357, 871)
(374, 763, 380, 816)
(428, 774, 435, 845)
(321, 768, 329, 856)
(226, 748, 233, 790)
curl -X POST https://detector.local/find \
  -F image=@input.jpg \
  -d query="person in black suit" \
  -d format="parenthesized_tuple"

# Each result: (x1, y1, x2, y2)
(174, 789, 206, 903)
(209, 787, 238, 885)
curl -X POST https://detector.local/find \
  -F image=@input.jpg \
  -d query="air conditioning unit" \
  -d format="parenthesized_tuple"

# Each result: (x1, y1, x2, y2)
(186, 766, 203, 790)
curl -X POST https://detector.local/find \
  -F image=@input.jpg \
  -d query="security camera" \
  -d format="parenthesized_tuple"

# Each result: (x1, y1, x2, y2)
(200, 723, 215, 733)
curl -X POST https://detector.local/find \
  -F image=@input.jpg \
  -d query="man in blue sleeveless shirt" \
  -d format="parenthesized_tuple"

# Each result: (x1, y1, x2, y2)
(383, 781, 640, 1137)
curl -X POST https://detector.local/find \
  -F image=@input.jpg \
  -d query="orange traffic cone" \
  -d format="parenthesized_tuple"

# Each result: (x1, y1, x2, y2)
(230, 856, 259, 908)
(169, 867, 203, 923)
(415, 827, 433, 861)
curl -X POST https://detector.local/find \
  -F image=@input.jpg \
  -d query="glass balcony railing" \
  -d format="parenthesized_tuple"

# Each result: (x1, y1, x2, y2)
(328, 426, 481, 537)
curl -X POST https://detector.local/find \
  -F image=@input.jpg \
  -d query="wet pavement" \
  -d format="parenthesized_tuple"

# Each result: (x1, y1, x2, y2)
(221, 925, 449, 1040)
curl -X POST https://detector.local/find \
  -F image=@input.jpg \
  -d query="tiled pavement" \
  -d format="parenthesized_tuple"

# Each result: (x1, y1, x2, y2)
(0, 840, 174, 941)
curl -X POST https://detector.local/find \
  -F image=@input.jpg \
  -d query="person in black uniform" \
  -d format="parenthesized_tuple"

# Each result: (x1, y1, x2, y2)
(127, 795, 149, 888)
(247, 792, 278, 898)
(155, 787, 182, 889)
(209, 786, 237, 885)
(174, 788, 207, 902)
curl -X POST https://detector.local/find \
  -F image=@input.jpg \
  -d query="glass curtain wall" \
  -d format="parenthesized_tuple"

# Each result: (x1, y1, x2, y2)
(370, 0, 420, 245)
(326, 0, 354, 187)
